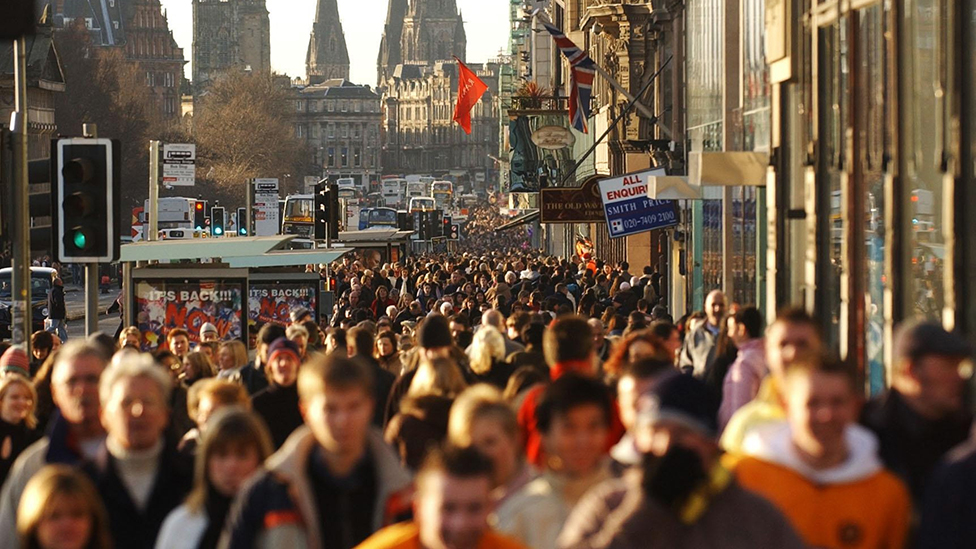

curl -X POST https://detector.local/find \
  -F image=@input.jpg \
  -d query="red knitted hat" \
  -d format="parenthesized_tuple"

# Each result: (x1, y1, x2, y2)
(0, 346, 30, 378)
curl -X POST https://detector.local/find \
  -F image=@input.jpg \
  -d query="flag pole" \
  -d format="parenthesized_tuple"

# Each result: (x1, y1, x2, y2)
(531, 11, 672, 139)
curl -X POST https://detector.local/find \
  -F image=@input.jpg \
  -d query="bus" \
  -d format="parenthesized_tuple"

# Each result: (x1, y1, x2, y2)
(133, 197, 196, 241)
(281, 194, 314, 238)
(381, 178, 407, 207)
(406, 181, 428, 200)
(431, 180, 453, 211)
(358, 207, 399, 230)
(457, 194, 480, 215)
(409, 197, 436, 213)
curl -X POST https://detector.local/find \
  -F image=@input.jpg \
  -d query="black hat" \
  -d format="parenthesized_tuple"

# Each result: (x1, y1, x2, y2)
(894, 320, 972, 361)
(638, 374, 718, 437)
(418, 314, 453, 349)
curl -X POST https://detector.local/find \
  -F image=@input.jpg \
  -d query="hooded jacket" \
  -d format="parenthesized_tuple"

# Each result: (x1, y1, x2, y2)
(734, 423, 910, 549)
(220, 426, 412, 549)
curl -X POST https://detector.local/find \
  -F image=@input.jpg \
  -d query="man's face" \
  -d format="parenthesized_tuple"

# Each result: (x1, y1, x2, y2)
(636, 419, 718, 470)
(101, 376, 169, 451)
(766, 321, 822, 378)
(269, 353, 299, 387)
(543, 404, 609, 477)
(786, 371, 859, 459)
(506, 321, 519, 341)
(303, 386, 373, 456)
(416, 472, 492, 549)
(377, 337, 395, 357)
(704, 292, 726, 326)
(201, 332, 219, 343)
(350, 292, 360, 306)
(51, 355, 104, 428)
(450, 322, 468, 340)
(911, 354, 968, 417)
(169, 335, 189, 357)
(589, 322, 604, 347)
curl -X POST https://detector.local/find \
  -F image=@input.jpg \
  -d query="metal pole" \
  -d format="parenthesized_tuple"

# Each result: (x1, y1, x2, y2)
(148, 140, 161, 241)
(82, 125, 99, 336)
(10, 37, 31, 351)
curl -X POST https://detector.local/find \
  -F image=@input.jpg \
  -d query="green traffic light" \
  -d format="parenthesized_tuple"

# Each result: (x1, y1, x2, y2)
(72, 230, 87, 250)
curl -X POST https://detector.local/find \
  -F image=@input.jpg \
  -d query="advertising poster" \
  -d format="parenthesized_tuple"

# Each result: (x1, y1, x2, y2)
(598, 168, 679, 238)
(247, 281, 318, 334)
(134, 279, 245, 351)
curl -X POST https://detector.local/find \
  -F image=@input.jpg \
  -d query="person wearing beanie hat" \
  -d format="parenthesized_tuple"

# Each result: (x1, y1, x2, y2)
(199, 322, 219, 343)
(0, 346, 30, 379)
(559, 373, 805, 549)
(251, 337, 303, 449)
(612, 280, 638, 316)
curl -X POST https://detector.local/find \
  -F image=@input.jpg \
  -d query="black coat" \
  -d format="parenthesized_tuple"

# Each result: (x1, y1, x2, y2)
(0, 419, 38, 484)
(47, 285, 66, 320)
(82, 439, 193, 549)
(252, 383, 304, 450)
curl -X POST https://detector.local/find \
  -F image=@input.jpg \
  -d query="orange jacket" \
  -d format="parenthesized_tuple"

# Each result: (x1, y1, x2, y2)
(734, 432, 911, 549)
(355, 522, 527, 549)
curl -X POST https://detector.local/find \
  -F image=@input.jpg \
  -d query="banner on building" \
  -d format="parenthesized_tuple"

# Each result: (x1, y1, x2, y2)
(247, 281, 318, 334)
(133, 279, 245, 351)
(598, 168, 679, 238)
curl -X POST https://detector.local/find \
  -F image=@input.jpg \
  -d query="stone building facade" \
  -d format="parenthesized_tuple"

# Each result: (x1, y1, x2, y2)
(376, 0, 466, 87)
(291, 80, 383, 186)
(192, 0, 270, 97)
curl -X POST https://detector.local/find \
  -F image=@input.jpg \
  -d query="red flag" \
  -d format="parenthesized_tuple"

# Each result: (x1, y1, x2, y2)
(452, 57, 488, 134)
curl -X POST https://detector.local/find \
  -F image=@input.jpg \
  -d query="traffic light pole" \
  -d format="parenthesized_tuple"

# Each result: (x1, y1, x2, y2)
(82, 124, 99, 336)
(148, 140, 161, 241)
(10, 36, 31, 350)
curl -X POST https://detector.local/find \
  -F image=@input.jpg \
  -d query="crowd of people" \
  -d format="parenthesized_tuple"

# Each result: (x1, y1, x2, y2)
(0, 246, 973, 549)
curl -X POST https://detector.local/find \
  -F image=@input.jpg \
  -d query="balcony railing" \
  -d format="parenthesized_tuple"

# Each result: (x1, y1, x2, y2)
(509, 95, 569, 114)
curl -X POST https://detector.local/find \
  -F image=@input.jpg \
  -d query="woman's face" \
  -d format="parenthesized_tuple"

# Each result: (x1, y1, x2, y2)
(378, 287, 388, 299)
(208, 445, 262, 497)
(1, 383, 32, 424)
(377, 337, 395, 358)
(217, 347, 236, 371)
(35, 496, 93, 549)
(469, 417, 519, 488)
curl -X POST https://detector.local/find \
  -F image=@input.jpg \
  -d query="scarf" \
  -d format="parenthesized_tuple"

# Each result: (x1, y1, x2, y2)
(197, 484, 233, 549)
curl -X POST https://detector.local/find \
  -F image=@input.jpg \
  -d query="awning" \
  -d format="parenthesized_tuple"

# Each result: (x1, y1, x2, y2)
(647, 176, 703, 200)
(494, 210, 540, 232)
(338, 229, 414, 243)
(224, 249, 353, 268)
(688, 151, 770, 187)
(120, 235, 296, 262)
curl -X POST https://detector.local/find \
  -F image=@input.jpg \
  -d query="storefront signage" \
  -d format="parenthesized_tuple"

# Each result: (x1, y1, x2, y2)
(133, 278, 245, 351)
(531, 125, 576, 150)
(248, 281, 317, 334)
(540, 176, 606, 223)
(598, 168, 678, 238)
(252, 178, 280, 236)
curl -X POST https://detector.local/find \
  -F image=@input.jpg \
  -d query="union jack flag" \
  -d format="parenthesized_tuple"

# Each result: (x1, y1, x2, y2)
(542, 22, 596, 133)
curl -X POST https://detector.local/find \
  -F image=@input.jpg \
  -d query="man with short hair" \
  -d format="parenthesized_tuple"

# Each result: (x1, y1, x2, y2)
(357, 446, 527, 549)
(449, 314, 473, 349)
(717, 306, 766, 432)
(735, 362, 910, 548)
(348, 327, 395, 427)
(558, 375, 805, 549)
(587, 318, 611, 367)
(648, 321, 681, 365)
(166, 328, 191, 360)
(721, 308, 822, 452)
(84, 356, 193, 548)
(222, 355, 412, 549)
(0, 341, 109, 547)
(861, 320, 973, 505)
(678, 290, 726, 378)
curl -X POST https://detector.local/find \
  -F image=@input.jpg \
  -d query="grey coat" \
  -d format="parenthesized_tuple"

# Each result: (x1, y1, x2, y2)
(678, 324, 718, 378)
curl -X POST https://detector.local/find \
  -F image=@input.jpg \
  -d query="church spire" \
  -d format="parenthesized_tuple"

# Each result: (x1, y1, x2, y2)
(307, 0, 350, 84)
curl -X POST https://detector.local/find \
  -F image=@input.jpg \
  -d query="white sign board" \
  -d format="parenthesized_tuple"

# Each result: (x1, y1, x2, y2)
(598, 168, 678, 238)
(253, 178, 280, 236)
(161, 143, 196, 186)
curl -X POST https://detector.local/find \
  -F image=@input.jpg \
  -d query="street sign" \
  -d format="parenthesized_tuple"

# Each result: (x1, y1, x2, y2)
(598, 168, 678, 239)
(162, 143, 196, 186)
(252, 178, 280, 236)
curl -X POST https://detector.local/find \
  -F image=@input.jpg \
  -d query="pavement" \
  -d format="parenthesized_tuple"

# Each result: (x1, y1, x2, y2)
(63, 284, 120, 321)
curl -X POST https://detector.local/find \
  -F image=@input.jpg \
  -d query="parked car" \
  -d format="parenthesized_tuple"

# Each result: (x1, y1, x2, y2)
(0, 267, 57, 339)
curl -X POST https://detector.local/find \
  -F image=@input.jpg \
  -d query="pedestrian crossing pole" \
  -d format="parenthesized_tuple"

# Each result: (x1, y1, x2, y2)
(82, 124, 100, 337)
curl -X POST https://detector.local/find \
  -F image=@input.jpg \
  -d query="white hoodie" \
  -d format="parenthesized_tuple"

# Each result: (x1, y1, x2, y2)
(741, 422, 883, 485)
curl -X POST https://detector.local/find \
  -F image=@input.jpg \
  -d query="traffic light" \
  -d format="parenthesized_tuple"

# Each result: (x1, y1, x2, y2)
(0, 1, 33, 39)
(211, 206, 225, 236)
(237, 207, 247, 235)
(0, 131, 52, 252)
(442, 215, 452, 237)
(52, 138, 120, 262)
(314, 181, 339, 240)
(449, 223, 460, 240)
(193, 201, 205, 230)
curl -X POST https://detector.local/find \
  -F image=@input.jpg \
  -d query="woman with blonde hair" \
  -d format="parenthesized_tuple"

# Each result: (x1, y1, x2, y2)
(181, 351, 215, 387)
(214, 340, 248, 382)
(156, 409, 273, 549)
(178, 379, 251, 454)
(466, 325, 514, 389)
(385, 357, 467, 470)
(17, 464, 111, 549)
(0, 374, 39, 484)
(448, 385, 535, 508)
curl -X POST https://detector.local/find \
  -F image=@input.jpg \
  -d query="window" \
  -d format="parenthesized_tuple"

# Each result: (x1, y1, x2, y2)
(353, 124, 360, 139)
(327, 123, 335, 138)
(311, 101, 318, 112)
(327, 147, 336, 167)
(311, 124, 319, 138)
(341, 101, 348, 112)
(327, 100, 335, 112)
(295, 125, 303, 138)
(109, 0, 115, 6)
(113, 21, 119, 30)
(341, 124, 348, 138)
(355, 101, 361, 112)
(295, 100, 303, 112)
(341, 147, 348, 167)
(354, 147, 361, 167)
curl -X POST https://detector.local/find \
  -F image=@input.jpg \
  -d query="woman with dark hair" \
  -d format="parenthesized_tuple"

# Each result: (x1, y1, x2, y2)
(156, 409, 273, 549)
(375, 330, 403, 376)
(607, 314, 628, 338)
(371, 286, 396, 319)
